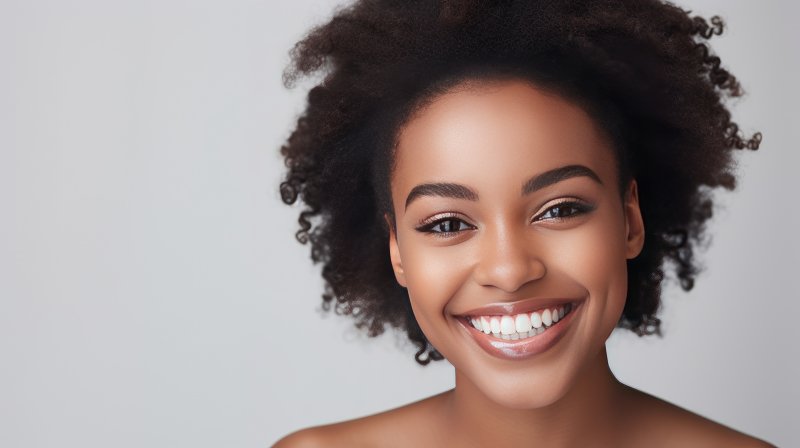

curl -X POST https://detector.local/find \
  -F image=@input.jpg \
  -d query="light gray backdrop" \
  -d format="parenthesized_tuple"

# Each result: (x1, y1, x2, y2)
(0, 0, 796, 447)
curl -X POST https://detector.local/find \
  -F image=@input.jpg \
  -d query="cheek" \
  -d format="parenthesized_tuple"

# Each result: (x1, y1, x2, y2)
(398, 239, 472, 340)
(548, 212, 629, 334)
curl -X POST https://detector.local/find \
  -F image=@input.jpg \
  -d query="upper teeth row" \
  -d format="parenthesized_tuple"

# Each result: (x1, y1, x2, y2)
(469, 304, 572, 337)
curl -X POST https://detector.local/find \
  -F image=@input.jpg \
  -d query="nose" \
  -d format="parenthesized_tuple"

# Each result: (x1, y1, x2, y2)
(471, 223, 547, 293)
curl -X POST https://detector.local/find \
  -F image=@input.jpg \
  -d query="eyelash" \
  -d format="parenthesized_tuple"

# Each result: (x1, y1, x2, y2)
(414, 200, 595, 239)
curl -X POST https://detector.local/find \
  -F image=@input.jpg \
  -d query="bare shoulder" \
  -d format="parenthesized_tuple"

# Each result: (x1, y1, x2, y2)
(272, 426, 329, 448)
(620, 385, 775, 448)
(271, 390, 451, 448)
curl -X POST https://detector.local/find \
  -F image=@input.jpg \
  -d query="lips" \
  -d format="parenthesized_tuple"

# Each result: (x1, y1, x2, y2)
(455, 299, 583, 360)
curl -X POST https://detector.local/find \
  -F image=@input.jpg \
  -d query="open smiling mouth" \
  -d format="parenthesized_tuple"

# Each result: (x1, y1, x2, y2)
(456, 301, 582, 360)
(468, 303, 574, 340)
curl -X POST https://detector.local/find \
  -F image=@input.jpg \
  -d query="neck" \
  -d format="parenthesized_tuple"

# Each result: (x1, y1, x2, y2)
(443, 345, 626, 447)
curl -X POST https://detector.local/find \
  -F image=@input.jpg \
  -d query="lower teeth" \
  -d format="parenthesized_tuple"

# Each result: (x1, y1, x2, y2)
(497, 326, 546, 340)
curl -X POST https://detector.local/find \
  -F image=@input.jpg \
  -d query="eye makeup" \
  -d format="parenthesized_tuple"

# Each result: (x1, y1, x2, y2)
(413, 198, 596, 239)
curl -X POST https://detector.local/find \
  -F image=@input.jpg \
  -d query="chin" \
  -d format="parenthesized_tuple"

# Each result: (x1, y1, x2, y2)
(472, 367, 576, 410)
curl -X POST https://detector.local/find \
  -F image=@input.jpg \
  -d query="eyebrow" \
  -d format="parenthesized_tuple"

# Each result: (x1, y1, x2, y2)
(404, 164, 603, 211)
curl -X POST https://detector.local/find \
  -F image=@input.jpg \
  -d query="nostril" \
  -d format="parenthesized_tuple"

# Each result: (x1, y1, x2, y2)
(472, 255, 547, 292)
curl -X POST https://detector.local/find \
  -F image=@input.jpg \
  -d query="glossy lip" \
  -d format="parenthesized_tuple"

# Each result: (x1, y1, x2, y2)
(456, 300, 583, 361)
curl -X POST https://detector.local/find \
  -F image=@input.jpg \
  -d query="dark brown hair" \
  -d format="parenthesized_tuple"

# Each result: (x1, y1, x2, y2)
(278, 0, 761, 365)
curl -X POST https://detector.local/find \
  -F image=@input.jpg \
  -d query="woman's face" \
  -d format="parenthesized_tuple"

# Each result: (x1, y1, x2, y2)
(386, 79, 645, 409)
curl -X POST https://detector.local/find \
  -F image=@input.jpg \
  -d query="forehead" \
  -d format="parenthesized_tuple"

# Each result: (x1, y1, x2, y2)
(390, 79, 616, 206)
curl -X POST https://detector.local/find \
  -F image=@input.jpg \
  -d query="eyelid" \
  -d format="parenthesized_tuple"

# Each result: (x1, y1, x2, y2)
(416, 211, 466, 227)
(414, 212, 475, 238)
(532, 197, 595, 222)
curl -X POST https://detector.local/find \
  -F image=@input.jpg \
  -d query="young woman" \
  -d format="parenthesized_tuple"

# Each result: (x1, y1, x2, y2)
(274, 0, 770, 446)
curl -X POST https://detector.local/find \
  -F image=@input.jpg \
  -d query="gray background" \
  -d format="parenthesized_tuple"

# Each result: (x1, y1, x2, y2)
(0, 0, 796, 447)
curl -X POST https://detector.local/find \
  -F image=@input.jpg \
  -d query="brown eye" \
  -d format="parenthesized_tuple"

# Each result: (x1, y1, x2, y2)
(536, 201, 594, 221)
(431, 218, 469, 234)
(415, 215, 474, 238)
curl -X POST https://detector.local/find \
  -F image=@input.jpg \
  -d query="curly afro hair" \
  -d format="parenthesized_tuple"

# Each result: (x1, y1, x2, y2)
(278, 0, 761, 365)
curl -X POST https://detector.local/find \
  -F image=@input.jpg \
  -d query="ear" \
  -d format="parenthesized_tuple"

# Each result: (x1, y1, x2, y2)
(384, 213, 407, 288)
(623, 180, 645, 259)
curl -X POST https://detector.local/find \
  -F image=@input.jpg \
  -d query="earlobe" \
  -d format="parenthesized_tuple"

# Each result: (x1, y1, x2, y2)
(624, 180, 646, 260)
(385, 213, 407, 288)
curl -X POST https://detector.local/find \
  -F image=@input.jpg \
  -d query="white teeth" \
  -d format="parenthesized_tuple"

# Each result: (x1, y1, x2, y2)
(541, 309, 553, 327)
(467, 303, 575, 340)
(490, 317, 501, 335)
(530, 312, 543, 329)
(500, 316, 515, 335)
(515, 313, 532, 333)
(480, 316, 491, 334)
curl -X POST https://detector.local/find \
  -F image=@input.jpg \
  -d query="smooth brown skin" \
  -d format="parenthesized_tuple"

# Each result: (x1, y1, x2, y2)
(274, 80, 774, 447)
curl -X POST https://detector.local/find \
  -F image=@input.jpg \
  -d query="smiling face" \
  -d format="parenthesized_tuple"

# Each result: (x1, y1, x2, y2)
(385, 79, 645, 409)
